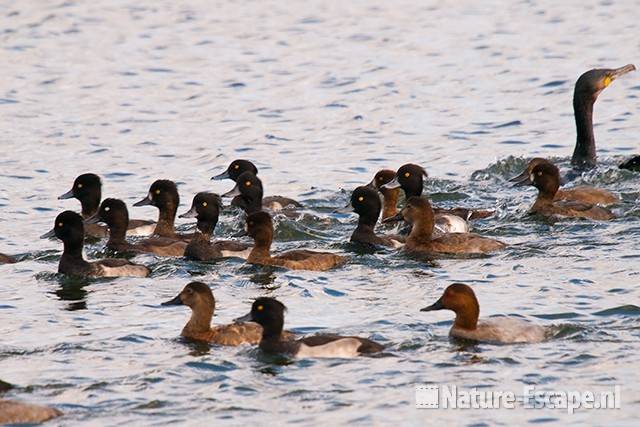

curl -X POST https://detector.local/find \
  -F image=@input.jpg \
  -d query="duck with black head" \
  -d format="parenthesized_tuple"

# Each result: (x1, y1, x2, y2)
(235, 297, 384, 358)
(134, 180, 194, 241)
(421, 283, 548, 344)
(59, 173, 155, 237)
(161, 282, 294, 345)
(86, 199, 188, 257)
(568, 64, 636, 170)
(41, 211, 150, 277)
(179, 192, 252, 260)
(349, 186, 404, 248)
(380, 163, 493, 222)
(246, 211, 345, 271)
(213, 159, 302, 210)
(513, 159, 615, 220)
(401, 197, 506, 256)
(510, 158, 619, 206)
(221, 170, 301, 214)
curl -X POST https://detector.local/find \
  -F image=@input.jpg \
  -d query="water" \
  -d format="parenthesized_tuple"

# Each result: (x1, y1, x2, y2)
(1, 0, 640, 425)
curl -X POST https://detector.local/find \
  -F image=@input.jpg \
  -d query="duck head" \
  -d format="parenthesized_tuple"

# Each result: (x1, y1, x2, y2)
(512, 160, 560, 199)
(134, 180, 179, 210)
(58, 173, 102, 217)
(222, 171, 263, 214)
(421, 283, 480, 330)
(235, 297, 286, 338)
(380, 164, 428, 198)
(41, 210, 85, 254)
(509, 157, 548, 186)
(162, 282, 215, 333)
(351, 185, 381, 226)
(86, 198, 129, 228)
(180, 192, 222, 235)
(401, 196, 435, 235)
(212, 159, 258, 181)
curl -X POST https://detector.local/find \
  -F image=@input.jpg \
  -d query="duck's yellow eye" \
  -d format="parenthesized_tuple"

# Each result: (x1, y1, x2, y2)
(202, 202, 208, 207)
(77, 183, 83, 189)
(358, 196, 364, 202)
(404, 172, 410, 178)
(58, 222, 63, 227)
(538, 171, 542, 176)
(245, 181, 251, 187)
(155, 189, 161, 195)
(603, 76, 612, 87)
(257, 305, 264, 311)
(234, 164, 240, 169)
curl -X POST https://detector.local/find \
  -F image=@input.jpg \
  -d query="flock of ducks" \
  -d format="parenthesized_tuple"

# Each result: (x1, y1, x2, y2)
(1, 64, 638, 424)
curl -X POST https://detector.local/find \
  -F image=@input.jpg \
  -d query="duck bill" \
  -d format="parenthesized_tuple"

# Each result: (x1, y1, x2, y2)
(222, 184, 241, 198)
(161, 294, 183, 306)
(380, 176, 401, 190)
(133, 195, 152, 207)
(84, 213, 102, 224)
(40, 229, 56, 239)
(58, 189, 74, 200)
(610, 64, 636, 80)
(381, 211, 404, 223)
(234, 312, 253, 323)
(211, 170, 230, 181)
(420, 297, 444, 312)
(509, 169, 532, 187)
(179, 206, 198, 219)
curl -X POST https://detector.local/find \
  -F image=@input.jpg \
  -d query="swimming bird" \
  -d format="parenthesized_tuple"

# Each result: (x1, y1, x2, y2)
(179, 192, 252, 260)
(513, 160, 615, 220)
(133, 180, 193, 240)
(221, 170, 300, 213)
(420, 283, 547, 343)
(0, 253, 16, 264)
(41, 211, 150, 277)
(246, 211, 345, 271)
(401, 197, 506, 255)
(510, 158, 619, 205)
(87, 199, 187, 257)
(381, 163, 493, 220)
(0, 400, 62, 424)
(349, 186, 404, 248)
(235, 297, 384, 358)
(213, 159, 302, 210)
(161, 282, 294, 345)
(569, 64, 636, 170)
(58, 173, 155, 237)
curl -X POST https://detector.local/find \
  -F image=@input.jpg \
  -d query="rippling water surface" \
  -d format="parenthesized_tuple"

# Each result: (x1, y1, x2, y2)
(1, 0, 640, 425)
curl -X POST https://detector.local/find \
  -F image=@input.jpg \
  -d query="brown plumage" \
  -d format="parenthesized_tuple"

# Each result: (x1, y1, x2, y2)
(0, 400, 62, 424)
(246, 212, 346, 271)
(513, 160, 616, 220)
(510, 158, 619, 206)
(402, 197, 506, 255)
(368, 169, 401, 221)
(0, 253, 16, 264)
(162, 282, 294, 345)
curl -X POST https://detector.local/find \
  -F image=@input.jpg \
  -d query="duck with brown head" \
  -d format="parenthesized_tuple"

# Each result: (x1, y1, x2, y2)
(570, 64, 636, 170)
(161, 282, 294, 345)
(179, 192, 252, 260)
(41, 211, 150, 277)
(235, 297, 384, 358)
(510, 158, 619, 206)
(246, 211, 345, 271)
(513, 159, 615, 220)
(421, 283, 548, 344)
(367, 169, 401, 221)
(401, 197, 506, 256)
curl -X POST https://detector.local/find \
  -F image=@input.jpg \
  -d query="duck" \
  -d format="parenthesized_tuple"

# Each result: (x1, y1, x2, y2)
(510, 158, 619, 205)
(235, 297, 384, 358)
(0, 400, 62, 424)
(161, 282, 294, 345)
(246, 211, 345, 271)
(58, 173, 155, 237)
(381, 163, 493, 221)
(568, 64, 637, 170)
(367, 169, 400, 221)
(420, 283, 547, 343)
(349, 186, 404, 248)
(179, 192, 252, 260)
(401, 197, 506, 255)
(513, 160, 615, 220)
(213, 159, 302, 210)
(0, 252, 16, 264)
(40, 211, 150, 277)
(87, 199, 188, 257)
(133, 180, 194, 240)
(221, 170, 300, 214)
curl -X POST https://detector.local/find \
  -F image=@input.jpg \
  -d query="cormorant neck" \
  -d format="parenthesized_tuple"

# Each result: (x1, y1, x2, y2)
(571, 94, 596, 169)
